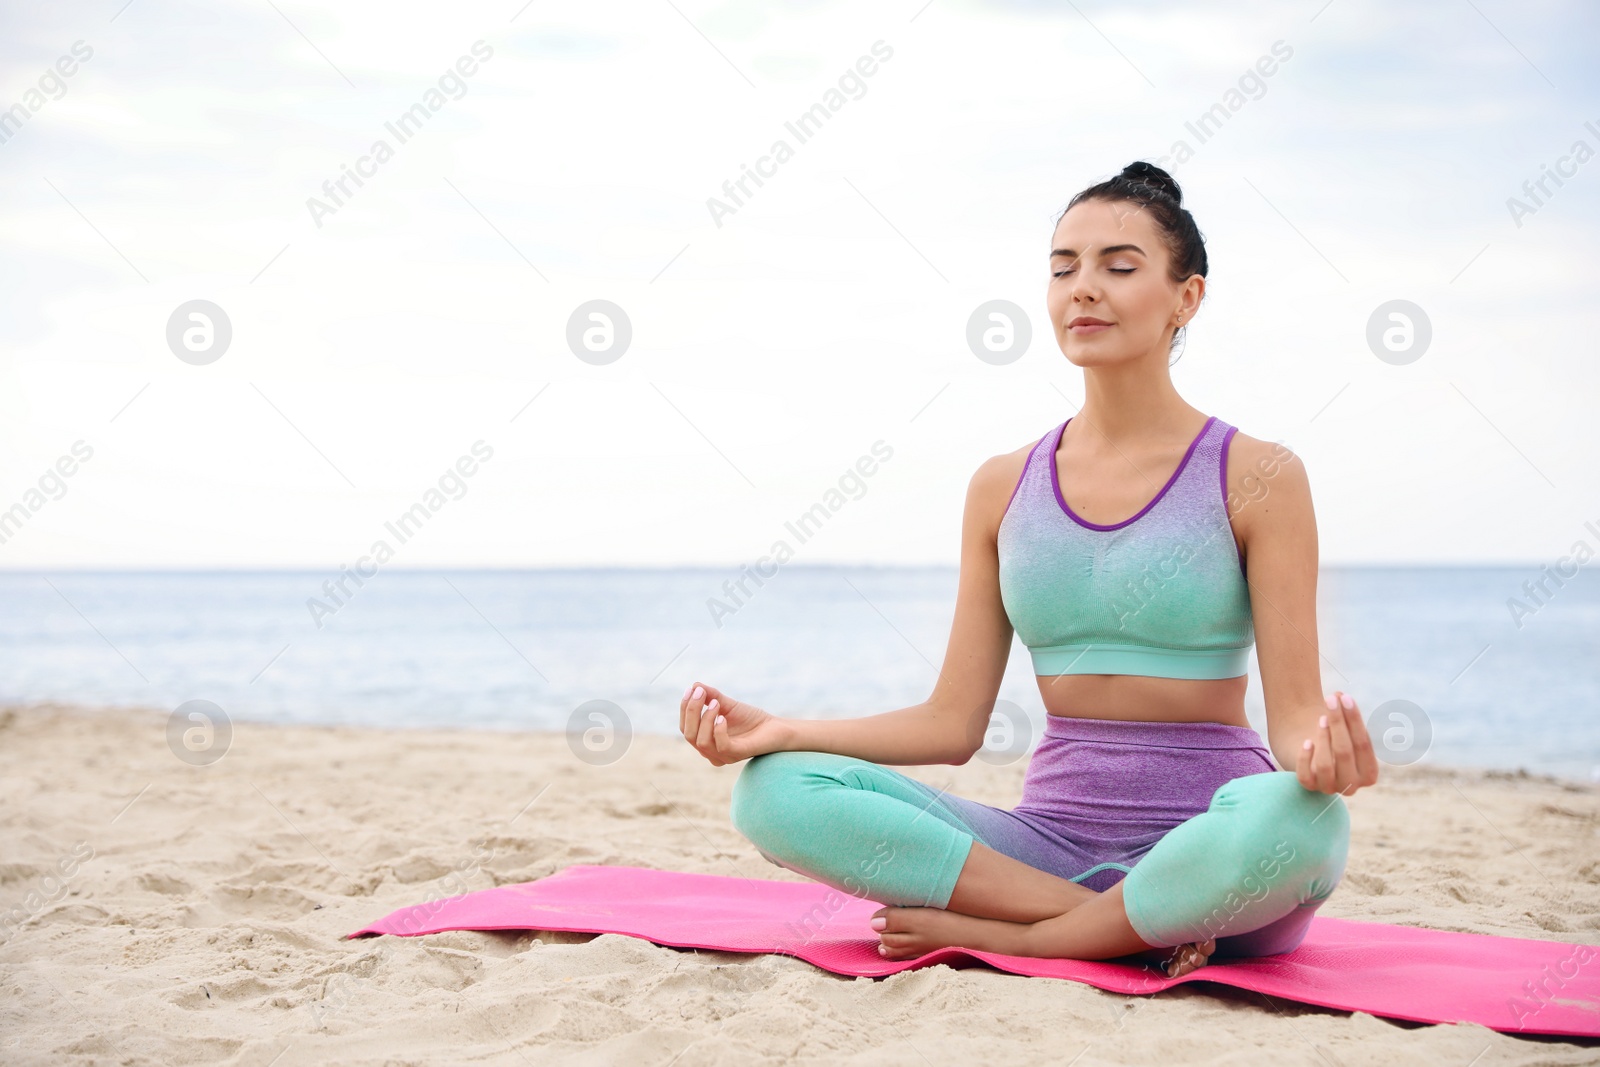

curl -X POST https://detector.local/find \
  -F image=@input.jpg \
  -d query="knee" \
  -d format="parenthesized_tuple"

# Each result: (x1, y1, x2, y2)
(729, 751, 824, 848)
(1226, 771, 1350, 894)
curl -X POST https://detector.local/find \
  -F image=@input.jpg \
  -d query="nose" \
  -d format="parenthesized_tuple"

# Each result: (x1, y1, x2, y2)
(1065, 290, 1100, 323)
(1065, 271, 1102, 306)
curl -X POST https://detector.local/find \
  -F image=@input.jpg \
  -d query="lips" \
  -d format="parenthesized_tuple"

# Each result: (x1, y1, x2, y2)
(1067, 318, 1113, 335)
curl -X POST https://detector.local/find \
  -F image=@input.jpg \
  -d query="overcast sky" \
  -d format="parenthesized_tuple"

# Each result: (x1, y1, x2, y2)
(2, 0, 1596, 568)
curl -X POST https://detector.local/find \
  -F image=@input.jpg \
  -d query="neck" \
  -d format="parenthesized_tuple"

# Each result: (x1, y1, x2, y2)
(1070, 350, 1199, 445)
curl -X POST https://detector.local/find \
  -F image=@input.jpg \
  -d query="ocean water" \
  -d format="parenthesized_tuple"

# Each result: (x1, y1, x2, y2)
(1, 566, 1594, 782)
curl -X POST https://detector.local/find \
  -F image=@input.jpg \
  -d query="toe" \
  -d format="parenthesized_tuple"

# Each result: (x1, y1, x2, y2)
(1163, 942, 1212, 978)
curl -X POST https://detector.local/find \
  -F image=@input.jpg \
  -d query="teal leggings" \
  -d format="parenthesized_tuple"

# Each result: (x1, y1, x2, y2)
(730, 751, 1350, 955)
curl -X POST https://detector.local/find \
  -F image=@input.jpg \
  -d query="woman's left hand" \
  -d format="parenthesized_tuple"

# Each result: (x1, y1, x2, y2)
(1296, 690, 1380, 797)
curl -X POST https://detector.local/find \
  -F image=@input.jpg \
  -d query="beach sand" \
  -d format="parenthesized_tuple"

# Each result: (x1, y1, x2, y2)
(2, 702, 1597, 1066)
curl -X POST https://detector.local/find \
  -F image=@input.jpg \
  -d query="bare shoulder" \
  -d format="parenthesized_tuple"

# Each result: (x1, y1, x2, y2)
(967, 434, 1043, 533)
(1223, 428, 1313, 541)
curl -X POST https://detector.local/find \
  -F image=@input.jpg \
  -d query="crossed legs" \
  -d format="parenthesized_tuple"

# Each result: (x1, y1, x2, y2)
(883, 838, 1198, 972)
(729, 751, 1349, 975)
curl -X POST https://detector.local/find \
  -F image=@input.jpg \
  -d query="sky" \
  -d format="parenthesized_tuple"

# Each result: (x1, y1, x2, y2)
(1, 0, 1597, 569)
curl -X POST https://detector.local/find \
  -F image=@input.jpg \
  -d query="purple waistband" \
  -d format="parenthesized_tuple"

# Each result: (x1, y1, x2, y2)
(1042, 712, 1269, 751)
(1013, 712, 1278, 878)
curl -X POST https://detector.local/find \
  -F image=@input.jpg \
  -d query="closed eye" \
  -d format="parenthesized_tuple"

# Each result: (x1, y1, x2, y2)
(1052, 267, 1136, 278)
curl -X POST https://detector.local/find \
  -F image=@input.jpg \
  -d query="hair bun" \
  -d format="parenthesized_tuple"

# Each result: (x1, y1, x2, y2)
(1119, 161, 1181, 205)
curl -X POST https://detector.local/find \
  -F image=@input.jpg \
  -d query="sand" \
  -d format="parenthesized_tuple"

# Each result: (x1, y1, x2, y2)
(1, 702, 1597, 1066)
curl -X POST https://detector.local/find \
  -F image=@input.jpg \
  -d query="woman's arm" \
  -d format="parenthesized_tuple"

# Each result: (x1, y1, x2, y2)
(681, 448, 1025, 767)
(1229, 434, 1379, 795)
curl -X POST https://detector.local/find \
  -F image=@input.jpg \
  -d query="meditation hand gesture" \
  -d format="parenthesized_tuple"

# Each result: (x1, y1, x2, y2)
(1297, 690, 1381, 797)
(679, 683, 790, 767)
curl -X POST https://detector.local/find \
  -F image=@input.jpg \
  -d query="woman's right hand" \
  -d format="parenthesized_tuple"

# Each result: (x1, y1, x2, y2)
(679, 682, 791, 766)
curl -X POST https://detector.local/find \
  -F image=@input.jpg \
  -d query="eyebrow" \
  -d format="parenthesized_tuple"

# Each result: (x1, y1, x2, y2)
(1050, 243, 1146, 259)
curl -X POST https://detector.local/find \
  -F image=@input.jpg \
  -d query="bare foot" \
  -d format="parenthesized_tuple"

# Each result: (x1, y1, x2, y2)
(1156, 938, 1217, 978)
(871, 906, 1018, 960)
(872, 905, 1219, 976)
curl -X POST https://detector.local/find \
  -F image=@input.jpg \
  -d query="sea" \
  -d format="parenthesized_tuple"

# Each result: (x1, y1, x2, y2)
(1, 566, 1594, 782)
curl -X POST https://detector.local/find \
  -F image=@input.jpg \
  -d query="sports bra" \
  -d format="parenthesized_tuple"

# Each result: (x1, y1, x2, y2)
(996, 414, 1254, 680)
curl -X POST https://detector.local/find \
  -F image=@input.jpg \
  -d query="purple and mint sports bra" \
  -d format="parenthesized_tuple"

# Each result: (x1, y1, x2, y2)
(997, 414, 1254, 680)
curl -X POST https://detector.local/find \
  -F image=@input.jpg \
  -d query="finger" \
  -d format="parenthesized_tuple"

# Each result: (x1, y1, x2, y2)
(1327, 693, 1357, 792)
(1296, 733, 1314, 790)
(1342, 695, 1381, 786)
(1313, 712, 1335, 793)
(693, 694, 713, 751)
(705, 698, 731, 766)
(682, 684, 705, 741)
(1307, 694, 1336, 792)
(695, 697, 720, 753)
(690, 686, 711, 745)
(1332, 698, 1361, 792)
(679, 681, 696, 738)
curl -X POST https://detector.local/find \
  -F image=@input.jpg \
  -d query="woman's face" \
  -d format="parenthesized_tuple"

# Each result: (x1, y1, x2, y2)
(1046, 198, 1201, 366)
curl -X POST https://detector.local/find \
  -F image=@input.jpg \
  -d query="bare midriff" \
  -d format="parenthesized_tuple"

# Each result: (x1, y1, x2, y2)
(1036, 673, 1250, 729)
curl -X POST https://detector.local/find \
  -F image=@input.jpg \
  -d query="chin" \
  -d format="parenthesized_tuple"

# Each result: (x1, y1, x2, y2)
(1057, 339, 1134, 366)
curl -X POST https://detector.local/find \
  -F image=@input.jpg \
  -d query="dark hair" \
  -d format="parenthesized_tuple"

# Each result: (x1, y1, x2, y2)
(1056, 161, 1208, 362)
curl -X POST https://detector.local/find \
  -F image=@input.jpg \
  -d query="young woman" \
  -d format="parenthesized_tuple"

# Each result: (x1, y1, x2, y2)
(677, 161, 1380, 979)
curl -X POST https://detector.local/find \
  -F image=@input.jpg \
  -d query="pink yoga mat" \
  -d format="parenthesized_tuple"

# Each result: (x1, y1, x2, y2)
(348, 864, 1600, 1038)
